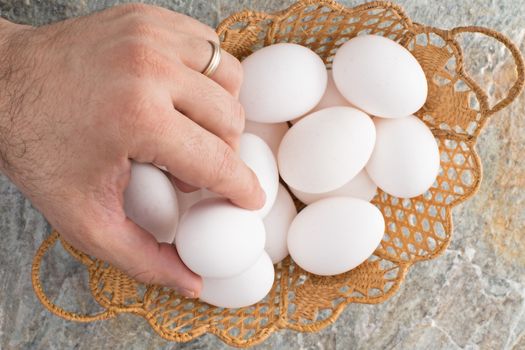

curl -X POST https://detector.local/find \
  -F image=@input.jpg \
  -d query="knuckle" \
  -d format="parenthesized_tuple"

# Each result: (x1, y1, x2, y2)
(125, 17, 157, 39)
(115, 39, 162, 77)
(119, 39, 151, 65)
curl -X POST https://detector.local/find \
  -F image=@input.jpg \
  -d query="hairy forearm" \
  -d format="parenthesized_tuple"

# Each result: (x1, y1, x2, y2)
(0, 18, 33, 173)
(0, 17, 15, 171)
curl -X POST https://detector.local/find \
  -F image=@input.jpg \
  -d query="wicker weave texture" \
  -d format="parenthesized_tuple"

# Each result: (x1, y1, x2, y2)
(31, 0, 524, 347)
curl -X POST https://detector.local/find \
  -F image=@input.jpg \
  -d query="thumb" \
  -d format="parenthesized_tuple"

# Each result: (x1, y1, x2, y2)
(89, 219, 202, 298)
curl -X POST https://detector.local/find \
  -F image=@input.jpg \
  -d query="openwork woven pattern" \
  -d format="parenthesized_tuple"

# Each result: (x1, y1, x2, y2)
(31, 0, 524, 347)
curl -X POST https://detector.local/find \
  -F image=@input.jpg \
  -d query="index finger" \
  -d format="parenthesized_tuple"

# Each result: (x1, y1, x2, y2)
(130, 108, 265, 210)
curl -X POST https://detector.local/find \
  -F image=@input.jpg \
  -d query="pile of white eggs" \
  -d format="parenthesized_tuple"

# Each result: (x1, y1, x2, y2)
(124, 35, 439, 309)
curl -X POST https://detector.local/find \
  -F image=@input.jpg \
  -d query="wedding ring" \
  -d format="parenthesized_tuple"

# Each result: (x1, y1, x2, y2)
(202, 40, 222, 77)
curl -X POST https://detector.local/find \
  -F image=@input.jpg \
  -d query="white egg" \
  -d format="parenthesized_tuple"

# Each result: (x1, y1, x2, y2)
(332, 35, 427, 118)
(175, 198, 265, 278)
(240, 43, 327, 123)
(288, 197, 385, 276)
(200, 252, 274, 308)
(244, 120, 289, 158)
(175, 187, 203, 216)
(290, 169, 377, 204)
(239, 133, 279, 217)
(310, 69, 354, 113)
(278, 106, 376, 194)
(290, 69, 353, 125)
(366, 116, 440, 198)
(124, 162, 179, 243)
(263, 184, 297, 264)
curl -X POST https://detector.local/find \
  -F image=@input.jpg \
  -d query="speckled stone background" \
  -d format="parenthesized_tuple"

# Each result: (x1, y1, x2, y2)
(0, 0, 523, 349)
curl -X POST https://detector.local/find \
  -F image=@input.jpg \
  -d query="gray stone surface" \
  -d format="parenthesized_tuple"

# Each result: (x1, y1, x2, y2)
(0, 0, 524, 349)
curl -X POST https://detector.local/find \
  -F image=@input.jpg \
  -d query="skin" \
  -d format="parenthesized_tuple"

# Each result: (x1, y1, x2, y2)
(0, 4, 265, 298)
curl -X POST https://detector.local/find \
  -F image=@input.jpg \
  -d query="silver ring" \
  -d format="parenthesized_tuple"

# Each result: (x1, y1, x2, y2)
(202, 40, 221, 77)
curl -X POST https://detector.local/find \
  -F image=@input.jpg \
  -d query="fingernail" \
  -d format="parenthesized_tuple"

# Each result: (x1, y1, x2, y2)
(176, 287, 196, 298)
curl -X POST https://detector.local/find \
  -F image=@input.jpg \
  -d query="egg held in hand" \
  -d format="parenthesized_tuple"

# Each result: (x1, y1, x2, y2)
(124, 162, 179, 244)
(198, 133, 278, 218)
(239, 133, 279, 217)
(175, 198, 266, 279)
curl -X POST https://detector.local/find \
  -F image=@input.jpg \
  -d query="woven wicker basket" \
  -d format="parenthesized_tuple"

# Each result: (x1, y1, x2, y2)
(31, 0, 524, 347)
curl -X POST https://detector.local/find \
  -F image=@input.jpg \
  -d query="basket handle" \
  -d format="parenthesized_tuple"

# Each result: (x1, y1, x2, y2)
(31, 231, 116, 322)
(450, 26, 525, 115)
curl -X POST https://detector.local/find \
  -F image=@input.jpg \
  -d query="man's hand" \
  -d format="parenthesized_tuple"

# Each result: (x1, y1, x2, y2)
(0, 4, 265, 297)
